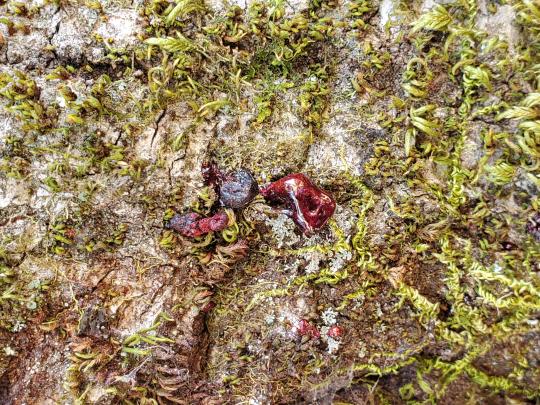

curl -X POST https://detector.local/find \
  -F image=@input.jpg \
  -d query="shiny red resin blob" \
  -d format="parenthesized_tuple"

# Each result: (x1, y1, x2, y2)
(169, 211, 229, 238)
(260, 173, 336, 234)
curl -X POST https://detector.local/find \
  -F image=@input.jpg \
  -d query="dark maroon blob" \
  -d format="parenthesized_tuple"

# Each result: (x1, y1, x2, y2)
(169, 211, 229, 238)
(202, 162, 259, 209)
(526, 213, 540, 242)
(169, 212, 200, 236)
(260, 173, 336, 234)
(220, 169, 259, 209)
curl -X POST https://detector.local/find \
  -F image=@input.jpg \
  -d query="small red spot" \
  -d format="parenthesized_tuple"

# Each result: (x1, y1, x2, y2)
(297, 319, 320, 339)
(327, 325, 343, 339)
(65, 228, 76, 239)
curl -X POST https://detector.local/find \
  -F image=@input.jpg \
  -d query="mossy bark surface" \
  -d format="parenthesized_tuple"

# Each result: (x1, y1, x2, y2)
(0, 0, 539, 403)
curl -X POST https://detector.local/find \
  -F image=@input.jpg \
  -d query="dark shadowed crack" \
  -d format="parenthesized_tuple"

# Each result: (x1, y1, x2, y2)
(168, 156, 184, 186)
(151, 109, 167, 147)
(113, 130, 124, 145)
(2, 42, 8, 65)
(45, 7, 62, 68)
